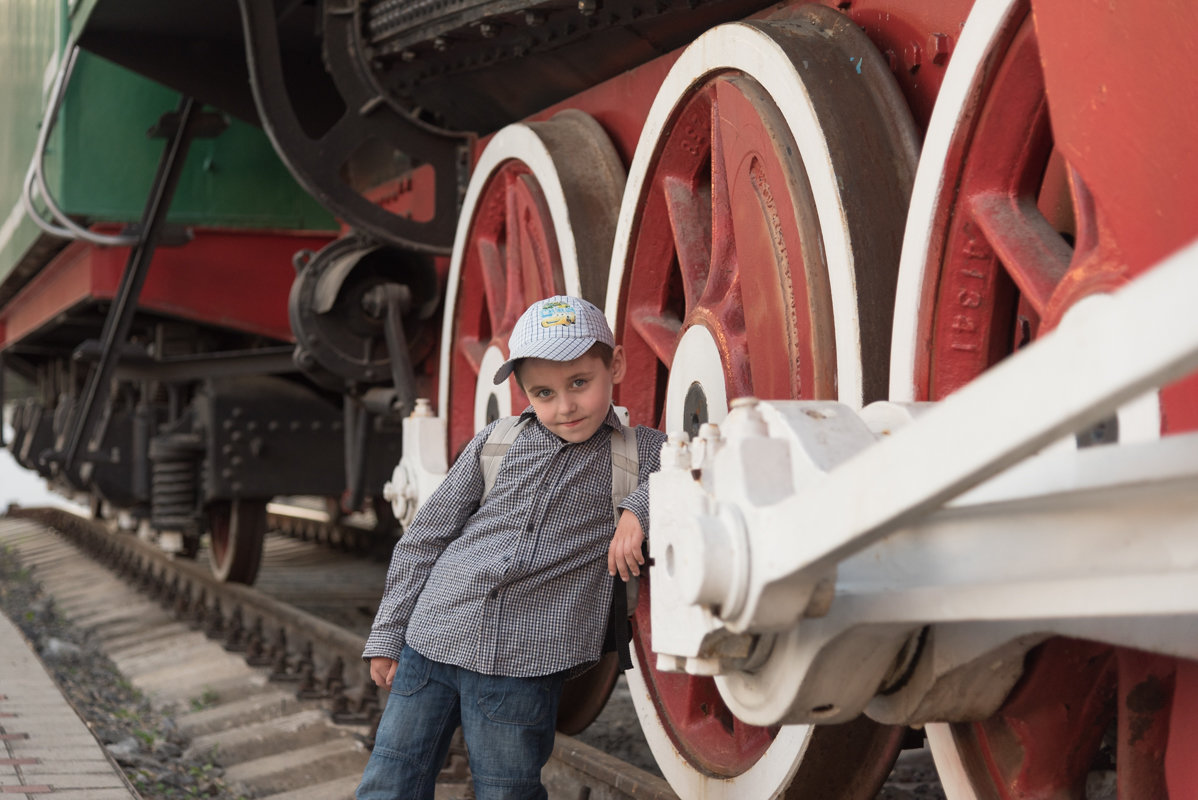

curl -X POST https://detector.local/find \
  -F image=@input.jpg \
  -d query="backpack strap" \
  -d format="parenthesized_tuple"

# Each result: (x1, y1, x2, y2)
(480, 416, 529, 499)
(607, 424, 641, 672)
(608, 424, 639, 524)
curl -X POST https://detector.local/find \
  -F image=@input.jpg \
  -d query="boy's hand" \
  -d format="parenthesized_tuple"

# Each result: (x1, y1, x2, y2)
(608, 510, 645, 582)
(369, 656, 398, 689)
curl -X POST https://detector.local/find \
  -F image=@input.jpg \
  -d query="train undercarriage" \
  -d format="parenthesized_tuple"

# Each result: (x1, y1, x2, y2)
(3, 0, 1197, 796)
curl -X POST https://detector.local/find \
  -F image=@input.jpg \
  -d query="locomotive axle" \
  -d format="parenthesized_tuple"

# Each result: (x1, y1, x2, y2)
(648, 240, 1198, 728)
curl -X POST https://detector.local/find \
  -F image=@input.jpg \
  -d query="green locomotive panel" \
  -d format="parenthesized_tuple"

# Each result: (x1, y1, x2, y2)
(0, 0, 335, 292)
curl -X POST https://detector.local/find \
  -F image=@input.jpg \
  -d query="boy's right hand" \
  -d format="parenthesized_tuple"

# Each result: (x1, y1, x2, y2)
(370, 656, 398, 688)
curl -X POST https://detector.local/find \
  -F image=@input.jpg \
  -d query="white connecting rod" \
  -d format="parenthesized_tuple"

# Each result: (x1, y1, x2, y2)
(730, 239, 1198, 632)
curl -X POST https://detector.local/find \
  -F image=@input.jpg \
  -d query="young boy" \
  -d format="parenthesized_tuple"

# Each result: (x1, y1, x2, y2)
(356, 295, 666, 800)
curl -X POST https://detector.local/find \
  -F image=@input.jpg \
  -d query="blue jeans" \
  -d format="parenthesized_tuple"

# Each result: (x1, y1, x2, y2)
(356, 646, 565, 800)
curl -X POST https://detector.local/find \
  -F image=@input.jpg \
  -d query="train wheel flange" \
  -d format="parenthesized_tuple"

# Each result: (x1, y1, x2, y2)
(606, 8, 916, 796)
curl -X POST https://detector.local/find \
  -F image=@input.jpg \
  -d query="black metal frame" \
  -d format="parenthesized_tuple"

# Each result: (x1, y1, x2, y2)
(237, 0, 471, 254)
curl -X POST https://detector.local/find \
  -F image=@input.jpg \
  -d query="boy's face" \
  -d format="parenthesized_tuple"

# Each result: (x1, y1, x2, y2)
(517, 346, 626, 443)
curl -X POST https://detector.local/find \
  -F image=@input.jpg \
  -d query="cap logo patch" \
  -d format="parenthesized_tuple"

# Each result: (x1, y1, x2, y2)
(539, 300, 577, 329)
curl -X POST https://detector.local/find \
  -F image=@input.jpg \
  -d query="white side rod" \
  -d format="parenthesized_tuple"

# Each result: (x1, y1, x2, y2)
(738, 240, 1198, 631)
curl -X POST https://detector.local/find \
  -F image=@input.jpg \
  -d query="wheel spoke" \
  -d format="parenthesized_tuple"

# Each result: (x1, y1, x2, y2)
(629, 308, 683, 367)
(1067, 165, 1100, 258)
(503, 175, 530, 330)
(477, 234, 506, 335)
(976, 640, 1115, 797)
(703, 88, 737, 307)
(455, 336, 487, 375)
(663, 175, 711, 314)
(969, 192, 1071, 317)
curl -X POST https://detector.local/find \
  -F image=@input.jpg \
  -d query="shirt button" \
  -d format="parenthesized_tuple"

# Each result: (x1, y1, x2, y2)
(490, 589, 498, 599)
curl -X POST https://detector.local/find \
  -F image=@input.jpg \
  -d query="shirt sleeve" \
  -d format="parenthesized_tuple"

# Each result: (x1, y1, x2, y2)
(616, 425, 667, 536)
(361, 422, 493, 661)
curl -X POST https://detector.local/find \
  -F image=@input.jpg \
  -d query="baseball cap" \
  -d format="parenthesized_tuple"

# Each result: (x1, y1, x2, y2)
(493, 295, 615, 384)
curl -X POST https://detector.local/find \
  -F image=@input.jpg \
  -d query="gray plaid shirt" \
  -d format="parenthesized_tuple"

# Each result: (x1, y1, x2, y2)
(363, 407, 666, 677)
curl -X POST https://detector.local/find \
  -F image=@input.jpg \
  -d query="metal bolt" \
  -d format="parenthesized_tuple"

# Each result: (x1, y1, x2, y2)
(905, 41, 922, 72)
(929, 32, 952, 65)
(662, 432, 691, 471)
(433, 37, 448, 52)
(524, 10, 545, 25)
(479, 22, 498, 37)
(578, 0, 598, 15)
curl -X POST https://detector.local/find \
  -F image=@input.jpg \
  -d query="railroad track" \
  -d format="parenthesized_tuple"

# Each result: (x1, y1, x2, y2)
(0, 507, 678, 800)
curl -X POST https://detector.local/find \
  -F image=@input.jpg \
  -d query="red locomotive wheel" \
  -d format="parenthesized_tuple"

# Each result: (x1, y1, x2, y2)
(606, 9, 916, 796)
(438, 110, 625, 458)
(437, 110, 626, 734)
(889, 1, 1198, 796)
(207, 498, 268, 584)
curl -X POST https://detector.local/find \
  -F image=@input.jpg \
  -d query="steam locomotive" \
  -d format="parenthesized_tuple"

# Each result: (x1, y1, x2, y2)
(2, 0, 1196, 796)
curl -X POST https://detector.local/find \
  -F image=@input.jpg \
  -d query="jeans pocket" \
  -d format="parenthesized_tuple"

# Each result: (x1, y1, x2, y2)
(477, 676, 554, 727)
(392, 647, 433, 697)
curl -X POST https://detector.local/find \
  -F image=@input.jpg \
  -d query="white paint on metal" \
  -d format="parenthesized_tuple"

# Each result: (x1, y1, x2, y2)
(660, 399, 1198, 726)
(663, 324, 729, 432)
(474, 345, 514, 432)
(604, 21, 866, 406)
(384, 399, 448, 527)
(728, 238, 1198, 635)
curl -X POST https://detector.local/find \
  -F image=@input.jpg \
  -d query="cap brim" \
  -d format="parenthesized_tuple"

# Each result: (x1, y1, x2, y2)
(492, 337, 599, 385)
(493, 359, 518, 385)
